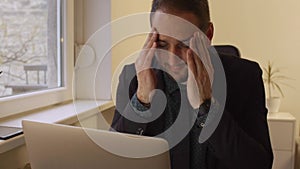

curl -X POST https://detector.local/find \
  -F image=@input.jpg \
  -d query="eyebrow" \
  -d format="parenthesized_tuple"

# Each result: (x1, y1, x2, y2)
(157, 39, 166, 43)
(157, 36, 192, 44)
(156, 31, 193, 45)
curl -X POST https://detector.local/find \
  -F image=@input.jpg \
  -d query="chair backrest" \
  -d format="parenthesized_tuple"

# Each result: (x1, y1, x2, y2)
(213, 45, 241, 58)
(24, 65, 47, 84)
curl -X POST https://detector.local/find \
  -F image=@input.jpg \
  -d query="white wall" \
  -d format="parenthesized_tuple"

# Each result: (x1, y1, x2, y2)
(111, 0, 152, 73)
(74, 0, 111, 100)
(210, 0, 300, 126)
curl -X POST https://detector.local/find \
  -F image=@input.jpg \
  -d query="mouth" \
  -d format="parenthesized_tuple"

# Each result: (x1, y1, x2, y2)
(165, 64, 186, 72)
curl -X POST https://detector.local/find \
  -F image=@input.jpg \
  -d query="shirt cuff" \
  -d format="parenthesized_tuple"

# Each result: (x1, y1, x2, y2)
(130, 93, 153, 118)
(194, 98, 219, 128)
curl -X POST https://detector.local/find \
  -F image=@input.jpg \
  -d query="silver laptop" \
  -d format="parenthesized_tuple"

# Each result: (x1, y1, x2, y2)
(22, 120, 170, 169)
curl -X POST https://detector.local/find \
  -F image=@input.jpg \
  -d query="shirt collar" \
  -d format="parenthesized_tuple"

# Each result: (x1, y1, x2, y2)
(163, 72, 187, 94)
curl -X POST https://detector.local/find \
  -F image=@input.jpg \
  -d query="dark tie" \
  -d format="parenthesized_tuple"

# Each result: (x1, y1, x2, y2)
(190, 125, 207, 169)
(162, 73, 207, 169)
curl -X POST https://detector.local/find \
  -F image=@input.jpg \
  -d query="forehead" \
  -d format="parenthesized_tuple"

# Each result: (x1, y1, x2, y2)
(152, 10, 200, 41)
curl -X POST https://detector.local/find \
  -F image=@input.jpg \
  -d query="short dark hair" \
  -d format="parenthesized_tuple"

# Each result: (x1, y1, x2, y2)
(150, 0, 211, 31)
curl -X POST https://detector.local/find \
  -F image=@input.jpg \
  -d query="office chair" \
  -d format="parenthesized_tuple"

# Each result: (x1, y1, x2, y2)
(213, 45, 241, 58)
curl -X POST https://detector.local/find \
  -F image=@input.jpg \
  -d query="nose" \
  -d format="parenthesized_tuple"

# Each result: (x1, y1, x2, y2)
(166, 46, 184, 66)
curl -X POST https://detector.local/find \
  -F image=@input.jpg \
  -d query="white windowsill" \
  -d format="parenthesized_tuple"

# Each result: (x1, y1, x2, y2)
(0, 99, 114, 154)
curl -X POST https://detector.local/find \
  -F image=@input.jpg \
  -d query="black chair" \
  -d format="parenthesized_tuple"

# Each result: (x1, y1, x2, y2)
(213, 45, 241, 58)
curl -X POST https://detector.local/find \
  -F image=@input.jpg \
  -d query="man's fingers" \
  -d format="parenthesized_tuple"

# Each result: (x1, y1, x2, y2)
(143, 28, 156, 48)
(192, 32, 206, 66)
(197, 33, 214, 84)
(144, 30, 158, 49)
(136, 42, 157, 70)
(137, 29, 157, 69)
(196, 33, 210, 65)
(190, 36, 204, 76)
(193, 32, 214, 85)
(196, 33, 213, 70)
(144, 42, 157, 67)
(187, 49, 197, 77)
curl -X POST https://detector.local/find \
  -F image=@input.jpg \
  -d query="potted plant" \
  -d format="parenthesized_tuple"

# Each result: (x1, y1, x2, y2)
(263, 61, 291, 113)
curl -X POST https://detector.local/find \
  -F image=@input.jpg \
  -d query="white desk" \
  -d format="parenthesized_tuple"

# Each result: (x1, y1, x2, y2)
(267, 112, 296, 169)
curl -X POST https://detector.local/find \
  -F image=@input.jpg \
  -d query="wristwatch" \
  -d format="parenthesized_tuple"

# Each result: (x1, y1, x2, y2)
(198, 99, 211, 116)
(196, 99, 211, 128)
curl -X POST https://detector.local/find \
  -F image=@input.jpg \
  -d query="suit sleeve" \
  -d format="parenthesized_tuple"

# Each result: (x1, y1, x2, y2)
(110, 65, 148, 135)
(205, 63, 273, 169)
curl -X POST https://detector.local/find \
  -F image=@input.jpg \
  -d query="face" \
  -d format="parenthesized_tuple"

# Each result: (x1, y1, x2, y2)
(155, 33, 191, 83)
(152, 10, 213, 82)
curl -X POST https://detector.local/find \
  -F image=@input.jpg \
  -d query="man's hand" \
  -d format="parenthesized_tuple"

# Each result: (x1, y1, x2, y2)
(135, 29, 158, 104)
(187, 32, 214, 109)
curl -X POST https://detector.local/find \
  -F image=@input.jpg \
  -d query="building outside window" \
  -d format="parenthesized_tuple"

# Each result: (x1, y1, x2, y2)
(0, 0, 62, 97)
(0, 0, 73, 118)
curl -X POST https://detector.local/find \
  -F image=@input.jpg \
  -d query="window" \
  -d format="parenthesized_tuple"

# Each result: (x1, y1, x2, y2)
(0, 0, 62, 97)
(0, 0, 74, 118)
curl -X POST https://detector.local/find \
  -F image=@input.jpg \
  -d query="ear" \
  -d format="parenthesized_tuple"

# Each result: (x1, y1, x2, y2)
(205, 22, 214, 42)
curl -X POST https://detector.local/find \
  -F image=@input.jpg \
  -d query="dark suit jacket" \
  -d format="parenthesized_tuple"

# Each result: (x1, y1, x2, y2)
(111, 53, 273, 169)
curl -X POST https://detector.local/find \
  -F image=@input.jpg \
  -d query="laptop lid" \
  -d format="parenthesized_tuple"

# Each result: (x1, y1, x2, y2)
(22, 120, 170, 169)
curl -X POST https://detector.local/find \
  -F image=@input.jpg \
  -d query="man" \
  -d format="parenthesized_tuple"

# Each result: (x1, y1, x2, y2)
(111, 0, 273, 169)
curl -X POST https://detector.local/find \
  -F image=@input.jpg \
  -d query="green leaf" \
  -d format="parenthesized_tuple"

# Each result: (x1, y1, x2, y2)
(263, 67, 268, 73)
(263, 60, 294, 98)
(273, 83, 284, 97)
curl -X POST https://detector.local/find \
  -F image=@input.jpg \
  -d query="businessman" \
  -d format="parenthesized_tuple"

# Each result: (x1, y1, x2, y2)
(111, 0, 273, 169)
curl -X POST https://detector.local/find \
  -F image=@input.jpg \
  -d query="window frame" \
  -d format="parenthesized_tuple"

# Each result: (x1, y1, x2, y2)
(0, 0, 74, 119)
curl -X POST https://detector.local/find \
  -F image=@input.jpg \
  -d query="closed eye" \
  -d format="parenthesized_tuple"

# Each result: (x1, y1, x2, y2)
(177, 42, 189, 49)
(156, 40, 168, 49)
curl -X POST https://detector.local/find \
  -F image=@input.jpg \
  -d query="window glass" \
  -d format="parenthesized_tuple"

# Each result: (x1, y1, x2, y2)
(0, 0, 62, 97)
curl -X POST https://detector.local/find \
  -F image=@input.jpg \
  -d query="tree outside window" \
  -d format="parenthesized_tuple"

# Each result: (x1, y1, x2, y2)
(0, 0, 61, 97)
